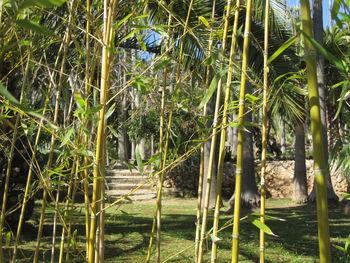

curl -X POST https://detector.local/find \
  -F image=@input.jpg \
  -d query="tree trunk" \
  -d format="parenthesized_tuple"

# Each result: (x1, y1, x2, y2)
(309, 0, 338, 202)
(293, 120, 308, 202)
(118, 94, 129, 163)
(281, 121, 286, 154)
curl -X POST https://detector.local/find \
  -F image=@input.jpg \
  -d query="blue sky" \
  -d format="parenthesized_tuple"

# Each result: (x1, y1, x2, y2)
(287, 0, 333, 28)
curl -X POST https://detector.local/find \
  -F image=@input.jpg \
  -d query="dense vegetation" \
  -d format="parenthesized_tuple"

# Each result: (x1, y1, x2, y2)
(0, 0, 349, 262)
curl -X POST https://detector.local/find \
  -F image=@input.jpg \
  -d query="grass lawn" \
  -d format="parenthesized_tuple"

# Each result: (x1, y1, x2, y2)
(3, 198, 350, 262)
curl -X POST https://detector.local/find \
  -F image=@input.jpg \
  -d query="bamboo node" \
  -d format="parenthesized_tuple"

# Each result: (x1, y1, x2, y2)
(90, 215, 96, 219)
(232, 234, 239, 239)
(304, 49, 316, 58)
(313, 169, 324, 175)
(238, 100, 245, 105)
(244, 32, 249, 38)
(260, 246, 265, 251)
(236, 169, 242, 174)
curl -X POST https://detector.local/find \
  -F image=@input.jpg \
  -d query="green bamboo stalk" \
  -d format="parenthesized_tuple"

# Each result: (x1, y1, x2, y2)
(260, 0, 270, 262)
(197, 1, 233, 262)
(300, 0, 331, 262)
(211, 0, 240, 261)
(88, 1, 117, 262)
(231, 0, 253, 261)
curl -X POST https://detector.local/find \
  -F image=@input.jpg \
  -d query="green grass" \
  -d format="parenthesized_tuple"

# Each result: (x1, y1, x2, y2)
(2, 198, 350, 262)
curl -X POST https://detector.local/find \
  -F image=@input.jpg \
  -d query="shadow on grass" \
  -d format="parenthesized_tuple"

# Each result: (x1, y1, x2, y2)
(6, 201, 350, 262)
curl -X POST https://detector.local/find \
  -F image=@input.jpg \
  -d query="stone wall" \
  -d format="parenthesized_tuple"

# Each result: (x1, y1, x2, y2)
(260, 160, 348, 199)
(163, 160, 349, 199)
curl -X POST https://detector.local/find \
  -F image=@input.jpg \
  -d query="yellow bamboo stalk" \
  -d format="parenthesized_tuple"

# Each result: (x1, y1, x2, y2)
(146, 14, 172, 263)
(197, 1, 233, 262)
(259, 0, 270, 262)
(231, 0, 253, 261)
(88, 1, 117, 262)
(35, 3, 77, 261)
(58, 158, 78, 263)
(195, 2, 216, 260)
(0, 98, 24, 263)
(211, 0, 240, 261)
(152, 2, 194, 262)
(12, 109, 46, 262)
(0, 32, 32, 263)
(300, 0, 331, 262)
(83, 0, 93, 257)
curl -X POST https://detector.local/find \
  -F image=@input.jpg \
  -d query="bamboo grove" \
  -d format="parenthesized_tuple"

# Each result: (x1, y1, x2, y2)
(0, 0, 349, 262)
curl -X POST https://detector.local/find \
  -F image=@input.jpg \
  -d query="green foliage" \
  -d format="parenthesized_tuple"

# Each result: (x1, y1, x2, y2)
(125, 109, 159, 141)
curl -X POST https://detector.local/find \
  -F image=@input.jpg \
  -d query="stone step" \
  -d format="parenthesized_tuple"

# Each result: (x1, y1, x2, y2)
(106, 168, 153, 175)
(107, 193, 156, 202)
(105, 175, 151, 184)
(106, 183, 153, 191)
(103, 167, 155, 202)
(105, 189, 156, 201)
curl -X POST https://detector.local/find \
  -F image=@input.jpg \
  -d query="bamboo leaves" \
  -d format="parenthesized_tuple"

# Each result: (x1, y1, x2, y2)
(198, 69, 228, 109)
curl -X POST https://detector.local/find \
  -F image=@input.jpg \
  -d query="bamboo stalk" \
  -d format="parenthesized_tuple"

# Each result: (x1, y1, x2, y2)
(259, 0, 270, 262)
(211, 0, 240, 261)
(197, 1, 233, 262)
(0, 94, 25, 263)
(0, 32, 33, 263)
(12, 108, 47, 262)
(58, 158, 78, 263)
(146, 2, 194, 261)
(33, 12, 76, 258)
(156, 1, 195, 260)
(146, 13, 173, 262)
(83, 0, 92, 257)
(300, 0, 331, 262)
(10, 50, 48, 260)
(194, 1, 216, 259)
(231, 0, 253, 261)
(88, 1, 117, 262)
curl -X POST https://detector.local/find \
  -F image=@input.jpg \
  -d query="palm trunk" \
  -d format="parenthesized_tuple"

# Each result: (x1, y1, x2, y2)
(231, 0, 253, 261)
(300, 0, 331, 261)
(280, 121, 286, 154)
(293, 120, 308, 202)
